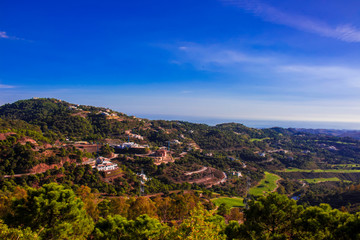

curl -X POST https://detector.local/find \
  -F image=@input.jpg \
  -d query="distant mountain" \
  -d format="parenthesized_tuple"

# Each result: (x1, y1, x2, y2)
(293, 128, 360, 140)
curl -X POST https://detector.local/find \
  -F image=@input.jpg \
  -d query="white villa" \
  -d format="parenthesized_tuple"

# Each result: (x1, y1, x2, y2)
(95, 156, 118, 171)
(116, 142, 149, 149)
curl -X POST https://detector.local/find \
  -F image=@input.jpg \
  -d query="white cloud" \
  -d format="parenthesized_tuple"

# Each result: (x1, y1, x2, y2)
(0, 84, 15, 89)
(221, 0, 360, 42)
(0, 31, 23, 40)
(175, 43, 270, 69)
(278, 65, 360, 88)
(174, 43, 360, 90)
(0, 32, 9, 39)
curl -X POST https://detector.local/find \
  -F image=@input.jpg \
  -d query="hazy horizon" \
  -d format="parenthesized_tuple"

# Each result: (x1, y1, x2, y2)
(136, 113, 360, 130)
(2, 97, 360, 130)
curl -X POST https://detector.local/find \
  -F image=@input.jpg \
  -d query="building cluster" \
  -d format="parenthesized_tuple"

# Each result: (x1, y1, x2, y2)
(99, 112, 118, 117)
(150, 148, 174, 165)
(230, 171, 242, 177)
(115, 142, 149, 149)
(328, 146, 338, 151)
(137, 172, 148, 182)
(128, 133, 144, 140)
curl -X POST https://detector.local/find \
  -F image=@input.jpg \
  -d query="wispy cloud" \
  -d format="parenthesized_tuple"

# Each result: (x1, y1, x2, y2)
(173, 42, 360, 94)
(0, 31, 23, 40)
(221, 0, 360, 42)
(0, 84, 16, 89)
(278, 65, 360, 88)
(175, 43, 270, 70)
(0, 32, 10, 39)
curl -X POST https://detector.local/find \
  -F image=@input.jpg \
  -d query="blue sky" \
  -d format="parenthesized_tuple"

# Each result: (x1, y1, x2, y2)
(1, 0, 360, 127)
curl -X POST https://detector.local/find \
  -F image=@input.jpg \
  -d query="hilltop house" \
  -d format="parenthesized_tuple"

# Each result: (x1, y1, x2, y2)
(95, 157, 118, 171)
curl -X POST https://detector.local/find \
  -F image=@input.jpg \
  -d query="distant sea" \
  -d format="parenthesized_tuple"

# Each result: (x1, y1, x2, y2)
(137, 114, 360, 130)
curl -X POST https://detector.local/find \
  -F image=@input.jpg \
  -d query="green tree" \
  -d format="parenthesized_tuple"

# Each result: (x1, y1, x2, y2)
(97, 199, 112, 219)
(0, 220, 38, 240)
(295, 204, 358, 240)
(93, 214, 166, 240)
(92, 214, 129, 240)
(173, 204, 226, 240)
(7, 183, 94, 239)
(240, 193, 303, 240)
(217, 203, 230, 217)
(224, 221, 242, 240)
(99, 144, 114, 158)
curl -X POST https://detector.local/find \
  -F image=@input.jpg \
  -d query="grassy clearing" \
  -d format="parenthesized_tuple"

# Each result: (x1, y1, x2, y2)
(250, 137, 270, 142)
(313, 140, 356, 145)
(249, 172, 281, 196)
(195, 191, 221, 198)
(278, 168, 360, 173)
(331, 164, 360, 168)
(211, 197, 244, 208)
(301, 177, 345, 183)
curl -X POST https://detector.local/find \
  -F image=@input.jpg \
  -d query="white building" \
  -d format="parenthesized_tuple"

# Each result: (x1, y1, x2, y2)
(231, 171, 242, 177)
(95, 156, 118, 171)
(118, 142, 139, 149)
(96, 161, 118, 171)
(129, 133, 144, 140)
(117, 142, 149, 149)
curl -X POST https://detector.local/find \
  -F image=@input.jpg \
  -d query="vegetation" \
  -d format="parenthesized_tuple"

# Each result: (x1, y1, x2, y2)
(211, 197, 245, 208)
(1, 184, 360, 239)
(7, 183, 94, 239)
(301, 177, 345, 183)
(0, 98, 141, 141)
(279, 168, 360, 173)
(249, 172, 281, 196)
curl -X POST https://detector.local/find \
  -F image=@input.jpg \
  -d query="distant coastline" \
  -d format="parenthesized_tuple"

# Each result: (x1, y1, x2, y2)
(137, 114, 360, 130)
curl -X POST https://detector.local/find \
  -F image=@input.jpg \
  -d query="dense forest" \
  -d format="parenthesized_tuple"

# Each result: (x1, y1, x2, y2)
(1, 184, 360, 239)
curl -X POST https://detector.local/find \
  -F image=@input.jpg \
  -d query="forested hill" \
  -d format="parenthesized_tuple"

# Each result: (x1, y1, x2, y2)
(0, 98, 271, 149)
(2, 98, 360, 157)
(0, 98, 143, 141)
(2, 98, 360, 170)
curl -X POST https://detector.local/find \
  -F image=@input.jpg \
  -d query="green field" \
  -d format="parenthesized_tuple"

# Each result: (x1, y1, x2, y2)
(250, 137, 270, 142)
(249, 172, 281, 196)
(301, 177, 344, 183)
(211, 197, 244, 208)
(331, 164, 360, 168)
(278, 168, 360, 173)
(312, 140, 356, 145)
